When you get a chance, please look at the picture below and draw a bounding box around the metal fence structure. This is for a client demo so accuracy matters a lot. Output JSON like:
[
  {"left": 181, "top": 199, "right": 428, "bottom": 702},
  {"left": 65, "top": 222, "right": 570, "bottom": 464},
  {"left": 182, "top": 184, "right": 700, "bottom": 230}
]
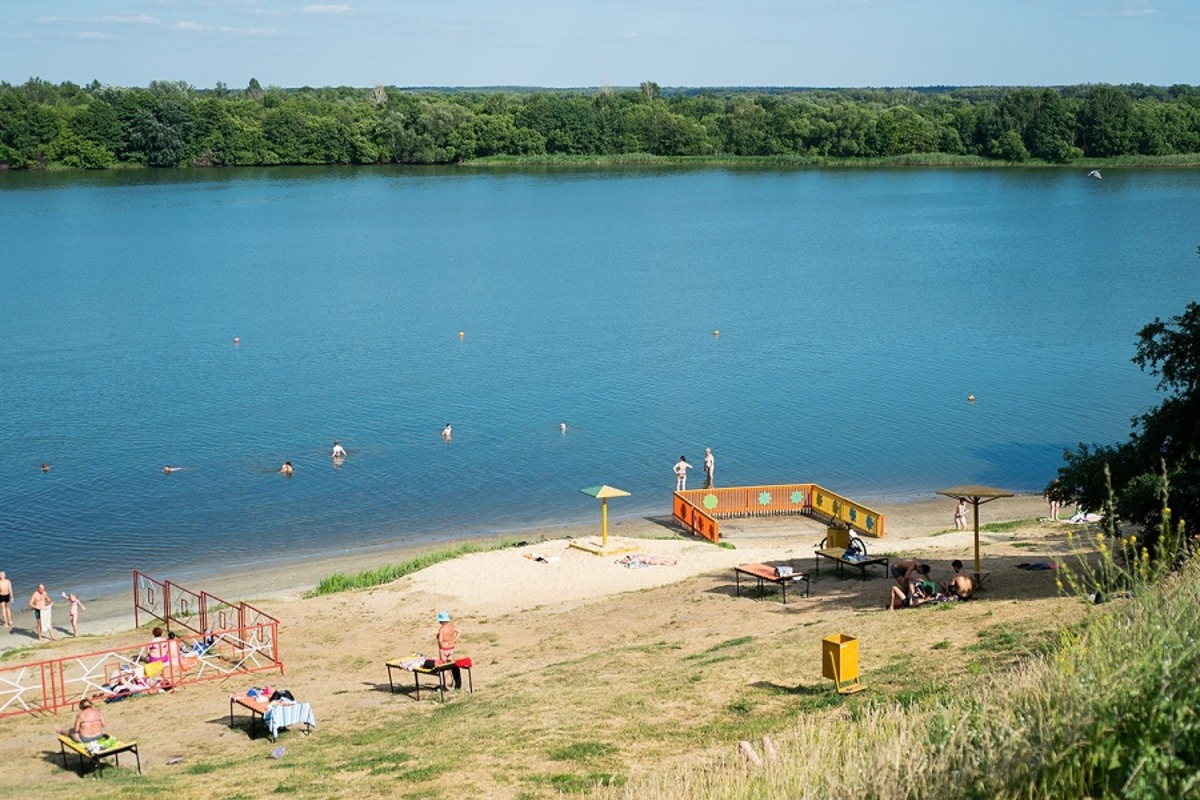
[{"left": 0, "top": 573, "right": 283, "bottom": 720}]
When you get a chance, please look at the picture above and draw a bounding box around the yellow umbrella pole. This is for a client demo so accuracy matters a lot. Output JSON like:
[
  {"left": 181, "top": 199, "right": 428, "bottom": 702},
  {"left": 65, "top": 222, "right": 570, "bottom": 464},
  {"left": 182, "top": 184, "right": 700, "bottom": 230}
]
[
  {"left": 601, "top": 498, "right": 609, "bottom": 548},
  {"left": 973, "top": 498, "right": 982, "bottom": 583}
]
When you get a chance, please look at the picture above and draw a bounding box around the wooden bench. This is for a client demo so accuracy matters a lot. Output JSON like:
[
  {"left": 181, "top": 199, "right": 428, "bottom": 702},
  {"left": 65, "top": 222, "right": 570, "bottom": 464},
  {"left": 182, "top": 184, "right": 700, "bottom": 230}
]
[
  {"left": 385, "top": 657, "right": 474, "bottom": 702},
  {"left": 733, "top": 563, "right": 810, "bottom": 604},
  {"left": 813, "top": 548, "right": 890, "bottom": 581},
  {"left": 57, "top": 734, "right": 140, "bottom": 777}
]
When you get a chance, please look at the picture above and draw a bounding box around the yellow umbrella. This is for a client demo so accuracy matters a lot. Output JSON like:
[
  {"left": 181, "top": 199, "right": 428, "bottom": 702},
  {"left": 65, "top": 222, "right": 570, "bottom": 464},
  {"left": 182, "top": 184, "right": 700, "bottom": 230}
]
[
  {"left": 579, "top": 485, "right": 631, "bottom": 549},
  {"left": 936, "top": 485, "right": 1015, "bottom": 584}
]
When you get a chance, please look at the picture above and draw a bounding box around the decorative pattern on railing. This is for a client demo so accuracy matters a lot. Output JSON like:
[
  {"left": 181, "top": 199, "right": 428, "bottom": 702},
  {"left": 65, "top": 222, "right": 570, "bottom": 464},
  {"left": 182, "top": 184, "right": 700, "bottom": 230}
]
[{"left": 672, "top": 483, "right": 886, "bottom": 544}]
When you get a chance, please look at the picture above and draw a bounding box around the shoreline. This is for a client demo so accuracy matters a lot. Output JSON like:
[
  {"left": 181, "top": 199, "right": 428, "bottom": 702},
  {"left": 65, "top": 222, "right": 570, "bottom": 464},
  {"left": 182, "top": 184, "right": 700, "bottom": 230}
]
[{"left": 1, "top": 491, "right": 1049, "bottom": 652}]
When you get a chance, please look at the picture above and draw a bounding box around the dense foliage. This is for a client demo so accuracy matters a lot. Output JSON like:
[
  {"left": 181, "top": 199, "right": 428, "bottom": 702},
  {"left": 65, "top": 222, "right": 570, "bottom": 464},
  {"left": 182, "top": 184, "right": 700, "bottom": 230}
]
[
  {"left": 1052, "top": 295, "right": 1200, "bottom": 544},
  {"left": 2, "top": 79, "right": 1200, "bottom": 169}
]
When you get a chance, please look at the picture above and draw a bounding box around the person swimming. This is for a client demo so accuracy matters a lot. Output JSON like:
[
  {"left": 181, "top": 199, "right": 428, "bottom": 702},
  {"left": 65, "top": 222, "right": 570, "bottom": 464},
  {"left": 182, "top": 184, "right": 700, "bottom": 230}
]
[
  {"left": 280, "top": 461, "right": 294, "bottom": 476},
  {"left": 331, "top": 440, "right": 347, "bottom": 459},
  {"left": 442, "top": 424, "right": 452, "bottom": 442}
]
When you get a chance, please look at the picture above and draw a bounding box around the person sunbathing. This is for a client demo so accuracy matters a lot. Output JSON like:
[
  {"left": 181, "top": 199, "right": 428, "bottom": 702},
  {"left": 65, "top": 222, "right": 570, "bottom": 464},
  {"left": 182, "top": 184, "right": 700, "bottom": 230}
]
[{"left": 64, "top": 699, "right": 106, "bottom": 743}]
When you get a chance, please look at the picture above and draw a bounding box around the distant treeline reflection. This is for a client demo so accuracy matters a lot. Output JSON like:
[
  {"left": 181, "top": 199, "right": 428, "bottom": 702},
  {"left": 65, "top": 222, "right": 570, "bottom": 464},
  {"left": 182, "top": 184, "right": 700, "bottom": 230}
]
[{"left": 2, "top": 79, "right": 1199, "bottom": 170}]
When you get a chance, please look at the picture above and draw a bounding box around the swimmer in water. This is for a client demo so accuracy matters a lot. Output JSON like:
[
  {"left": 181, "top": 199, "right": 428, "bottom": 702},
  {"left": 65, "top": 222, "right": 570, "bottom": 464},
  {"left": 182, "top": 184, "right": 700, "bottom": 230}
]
[
  {"left": 442, "top": 424, "right": 452, "bottom": 442},
  {"left": 163, "top": 465, "right": 179, "bottom": 474},
  {"left": 280, "top": 461, "right": 294, "bottom": 476},
  {"left": 41, "top": 463, "right": 50, "bottom": 473},
  {"left": 331, "top": 440, "right": 347, "bottom": 459},
  {"left": 560, "top": 422, "right": 567, "bottom": 434}
]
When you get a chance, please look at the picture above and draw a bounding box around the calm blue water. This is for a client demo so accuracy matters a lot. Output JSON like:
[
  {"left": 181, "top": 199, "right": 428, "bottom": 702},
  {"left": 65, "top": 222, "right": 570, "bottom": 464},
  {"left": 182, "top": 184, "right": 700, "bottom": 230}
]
[{"left": 1, "top": 166, "right": 1196, "bottom": 597}]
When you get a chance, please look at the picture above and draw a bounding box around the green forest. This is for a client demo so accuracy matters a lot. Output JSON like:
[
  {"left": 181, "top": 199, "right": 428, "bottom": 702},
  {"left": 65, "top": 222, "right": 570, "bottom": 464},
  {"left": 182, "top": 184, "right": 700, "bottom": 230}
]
[{"left": 2, "top": 78, "right": 1200, "bottom": 170}]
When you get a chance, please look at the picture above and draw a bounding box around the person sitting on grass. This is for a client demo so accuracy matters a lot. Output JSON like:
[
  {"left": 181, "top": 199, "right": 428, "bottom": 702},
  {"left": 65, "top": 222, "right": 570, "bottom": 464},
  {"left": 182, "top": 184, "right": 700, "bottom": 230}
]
[
  {"left": 890, "top": 557, "right": 931, "bottom": 602},
  {"left": 63, "top": 698, "right": 106, "bottom": 743},
  {"left": 941, "top": 559, "right": 974, "bottom": 600}
]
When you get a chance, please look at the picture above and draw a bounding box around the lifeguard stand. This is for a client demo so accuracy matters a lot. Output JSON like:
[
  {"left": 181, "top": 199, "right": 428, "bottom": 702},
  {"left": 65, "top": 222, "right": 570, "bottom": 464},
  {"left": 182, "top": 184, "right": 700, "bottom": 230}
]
[{"left": 822, "top": 633, "right": 865, "bottom": 694}]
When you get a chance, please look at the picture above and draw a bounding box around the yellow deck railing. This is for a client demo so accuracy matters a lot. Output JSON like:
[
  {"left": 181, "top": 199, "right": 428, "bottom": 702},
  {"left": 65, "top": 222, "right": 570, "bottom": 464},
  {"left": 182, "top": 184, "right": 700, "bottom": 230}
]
[{"left": 673, "top": 483, "right": 886, "bottom": 544}]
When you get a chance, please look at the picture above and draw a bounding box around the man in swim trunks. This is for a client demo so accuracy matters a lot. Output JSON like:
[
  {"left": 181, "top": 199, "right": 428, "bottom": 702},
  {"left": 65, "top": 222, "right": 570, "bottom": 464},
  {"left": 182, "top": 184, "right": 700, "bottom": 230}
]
[
  {"left": 703, "top": 448, "right": 715, "bottom": 489},
  {"left": 942, "top": 559, "right": 974, "bottom": 600},
  {"left": 0, "top": 571, "right": 12, "bottom": 628},
  {"left": 66, "top": 698, "right": 106, "bottom": 743},
  {"left": 29, "top": 583, "right": 55, "bottom": 641}
]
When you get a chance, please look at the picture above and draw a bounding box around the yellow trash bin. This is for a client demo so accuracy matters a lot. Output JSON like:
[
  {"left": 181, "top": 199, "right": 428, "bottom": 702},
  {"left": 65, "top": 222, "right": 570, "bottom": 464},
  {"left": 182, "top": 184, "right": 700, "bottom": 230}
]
[
  {"left": 822, "top": 633, "right": 864, "bottom": 693},
  {"left": 826, "top": 526, "right": 850, "bottom": 551}
]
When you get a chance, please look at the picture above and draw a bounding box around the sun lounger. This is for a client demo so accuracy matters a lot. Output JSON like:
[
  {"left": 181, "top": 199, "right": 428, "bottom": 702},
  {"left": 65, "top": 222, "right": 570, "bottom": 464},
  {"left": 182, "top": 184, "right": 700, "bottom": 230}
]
[{"left": 57, "top": 734, "right": 140, "bottom": 777}]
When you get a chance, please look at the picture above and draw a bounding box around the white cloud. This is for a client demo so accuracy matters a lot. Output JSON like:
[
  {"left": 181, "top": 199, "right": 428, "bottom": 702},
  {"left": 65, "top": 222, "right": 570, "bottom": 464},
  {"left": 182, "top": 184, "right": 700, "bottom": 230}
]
[
  {"left": 218, "top": 26, "right": 286, "bottom": 36},
  {"left": 174, "top": 21, "right": 211, "bottom": 31},
  {"left": 101, "top": 15, "right": 160, "bottom": 24},
  {"left": 38, "top": 15, "right": 160, "bottom": 26},
  {"left": 302, "top": 4, "right": 352, "bottom": 15},
  {"left": 78, "top": 31, "right": 118, "bottom": 40}
]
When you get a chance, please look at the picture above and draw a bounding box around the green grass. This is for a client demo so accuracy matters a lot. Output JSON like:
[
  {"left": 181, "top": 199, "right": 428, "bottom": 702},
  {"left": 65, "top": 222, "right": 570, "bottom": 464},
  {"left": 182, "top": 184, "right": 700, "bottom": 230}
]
[{"left": 309, "top": 539, "right": 523, "bottom": 595}]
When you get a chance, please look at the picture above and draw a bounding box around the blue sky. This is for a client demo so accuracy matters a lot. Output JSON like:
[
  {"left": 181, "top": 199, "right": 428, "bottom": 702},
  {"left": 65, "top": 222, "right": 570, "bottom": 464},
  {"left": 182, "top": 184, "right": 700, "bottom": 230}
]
[{"left": 1, "top": 0, "right": 1196, "bottom": 89}]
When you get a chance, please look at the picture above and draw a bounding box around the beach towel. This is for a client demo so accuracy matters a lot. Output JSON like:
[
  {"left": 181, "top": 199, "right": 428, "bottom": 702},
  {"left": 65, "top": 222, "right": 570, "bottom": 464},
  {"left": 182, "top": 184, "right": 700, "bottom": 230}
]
[{"left": 264, "top": 702, "right": 317, "bottom": 740}]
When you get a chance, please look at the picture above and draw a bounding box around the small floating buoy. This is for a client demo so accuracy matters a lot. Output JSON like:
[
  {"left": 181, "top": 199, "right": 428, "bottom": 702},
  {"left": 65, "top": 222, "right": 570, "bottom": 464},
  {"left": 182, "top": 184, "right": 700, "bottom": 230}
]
[
  {"left": 712, "top": 329, "right": 720, "bottom": 337},
  {"left": 233, "top": 337, "right": 240, "bottom": 345},
  {"left": 967, "top": 394, "right": 976, "bottom": 404}
]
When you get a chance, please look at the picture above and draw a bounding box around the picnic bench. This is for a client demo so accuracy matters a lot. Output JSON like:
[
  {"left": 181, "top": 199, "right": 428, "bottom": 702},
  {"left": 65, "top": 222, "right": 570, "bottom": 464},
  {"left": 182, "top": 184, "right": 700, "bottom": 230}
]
[
  {"left": 385, "top": 657, "right": 474, "bottom": 702},
  {"left": 813, "top": 548, "right": 889, "bottom": 580},
  {"left": 733, "top": 563, "right": 810, "bottom": 604},
  {"left": 57, "top": 734, "right": 141, "bottom": 777}
]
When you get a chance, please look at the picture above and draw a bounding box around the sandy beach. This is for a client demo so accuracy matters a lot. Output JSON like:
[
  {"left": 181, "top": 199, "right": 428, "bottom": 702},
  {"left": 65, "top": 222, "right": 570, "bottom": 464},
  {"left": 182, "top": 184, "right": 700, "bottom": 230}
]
[{"left": 0, "top": 492, "right": 1073, "bottom": 797}]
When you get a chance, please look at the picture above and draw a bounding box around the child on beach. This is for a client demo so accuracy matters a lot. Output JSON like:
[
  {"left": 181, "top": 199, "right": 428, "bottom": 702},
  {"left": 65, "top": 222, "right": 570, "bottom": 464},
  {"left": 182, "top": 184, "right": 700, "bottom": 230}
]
[{"left": 62, "top": 592, "right": 85, "bottom": 637}]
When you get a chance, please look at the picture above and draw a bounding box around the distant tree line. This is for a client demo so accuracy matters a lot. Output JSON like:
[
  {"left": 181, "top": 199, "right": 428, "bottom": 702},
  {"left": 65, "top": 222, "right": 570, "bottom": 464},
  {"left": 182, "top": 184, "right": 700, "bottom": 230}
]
[{"left": 2, "top": 78, "right": 1199, "bottom": 170}]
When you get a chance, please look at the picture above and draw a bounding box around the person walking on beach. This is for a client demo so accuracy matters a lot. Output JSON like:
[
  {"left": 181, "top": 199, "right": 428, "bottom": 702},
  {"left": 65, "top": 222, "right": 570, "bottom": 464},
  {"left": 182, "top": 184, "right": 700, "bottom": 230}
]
[
  {"left": 63, "top": 592, "right": 85, "bottom": 637},
  {"left": 673, "top": 456, "right": 692, "bottom": 491},
  {"left": 954, "top": 497, "right": 968, "bottom": 530},
  {"left": 29, "top": 584, "right": 55, "bottom": 641},
  {"left": 435, "top": 611, "right": 463, "bottom": 690},
  {"left": 703, "top": 447, "right": 715, "bottom": 489},
  {"left": 0, "top": 571, "right": 12, "bottom": 629}
]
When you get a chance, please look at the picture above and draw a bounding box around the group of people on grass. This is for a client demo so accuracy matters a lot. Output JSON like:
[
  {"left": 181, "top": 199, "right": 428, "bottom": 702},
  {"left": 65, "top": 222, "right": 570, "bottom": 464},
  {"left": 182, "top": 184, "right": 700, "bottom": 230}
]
[{"left": 887, "top": 558, "right": 974, "bottom": 610}]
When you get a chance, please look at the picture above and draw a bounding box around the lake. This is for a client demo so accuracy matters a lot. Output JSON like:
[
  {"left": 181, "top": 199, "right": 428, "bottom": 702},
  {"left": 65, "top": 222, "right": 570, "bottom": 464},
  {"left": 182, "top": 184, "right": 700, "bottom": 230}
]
[{"left": 0, "top": 165, "right": 1195, "bottom": 597}]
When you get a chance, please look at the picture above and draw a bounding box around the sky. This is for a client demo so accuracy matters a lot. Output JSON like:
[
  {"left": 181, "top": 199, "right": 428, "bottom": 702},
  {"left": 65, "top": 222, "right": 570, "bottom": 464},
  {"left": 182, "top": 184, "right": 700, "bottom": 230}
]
[{"left": 0, "top": 0, "right": 1196, "bottom": 90}]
